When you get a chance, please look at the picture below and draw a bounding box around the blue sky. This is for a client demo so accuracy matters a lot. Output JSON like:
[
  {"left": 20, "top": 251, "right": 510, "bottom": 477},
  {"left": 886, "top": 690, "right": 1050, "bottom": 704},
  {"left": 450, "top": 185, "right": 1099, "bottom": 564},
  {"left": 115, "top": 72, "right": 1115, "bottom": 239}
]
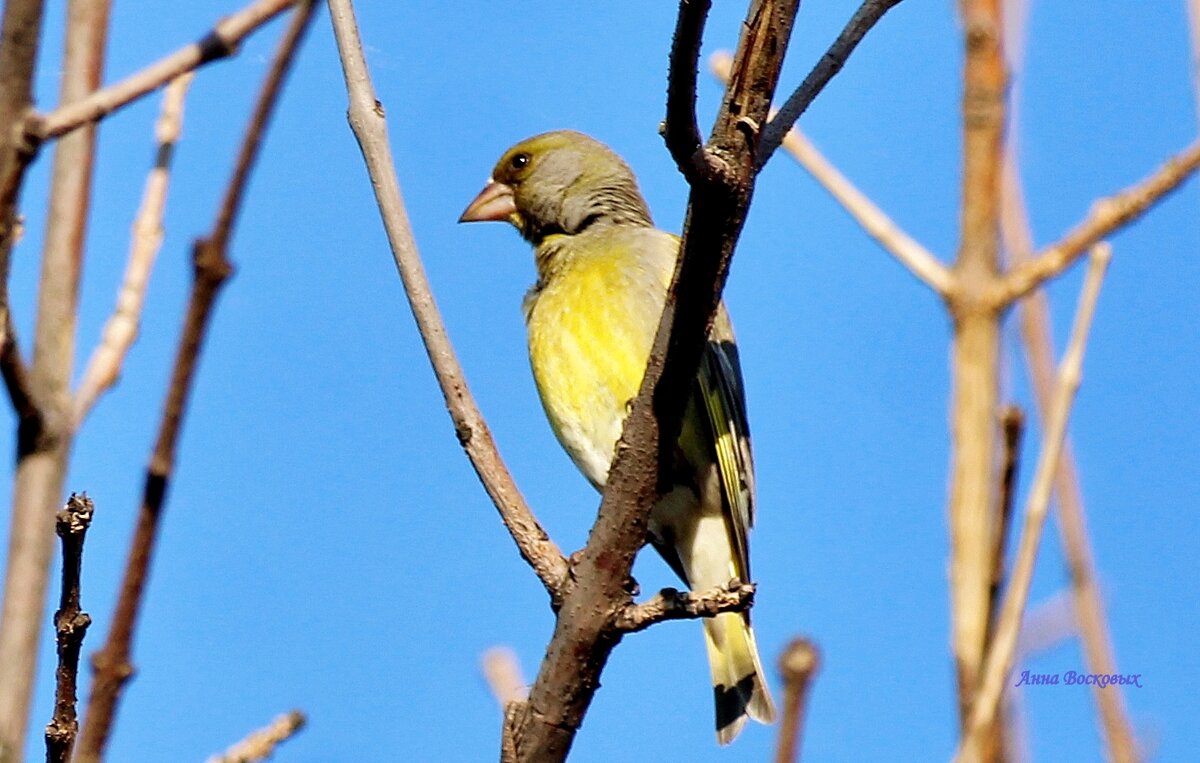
[{"left": 2, "top": 1, "right": 1197, "bottom": 761}]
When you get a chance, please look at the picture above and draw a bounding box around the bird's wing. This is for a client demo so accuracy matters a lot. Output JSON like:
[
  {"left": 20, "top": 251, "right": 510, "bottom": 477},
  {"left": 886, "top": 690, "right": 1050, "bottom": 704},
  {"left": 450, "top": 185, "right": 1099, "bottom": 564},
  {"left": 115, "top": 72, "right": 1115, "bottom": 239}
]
[{"left": 696, "top": 303, "right": 755, "bottom": 581}]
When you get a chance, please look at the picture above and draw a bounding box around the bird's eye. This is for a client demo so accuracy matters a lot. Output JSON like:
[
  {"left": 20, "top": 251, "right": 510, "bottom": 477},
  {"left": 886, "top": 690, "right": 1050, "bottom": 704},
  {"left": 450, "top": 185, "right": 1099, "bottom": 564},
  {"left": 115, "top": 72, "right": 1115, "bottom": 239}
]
[{"left": 510, "top": 153, "right": 530, "bottom": 170}]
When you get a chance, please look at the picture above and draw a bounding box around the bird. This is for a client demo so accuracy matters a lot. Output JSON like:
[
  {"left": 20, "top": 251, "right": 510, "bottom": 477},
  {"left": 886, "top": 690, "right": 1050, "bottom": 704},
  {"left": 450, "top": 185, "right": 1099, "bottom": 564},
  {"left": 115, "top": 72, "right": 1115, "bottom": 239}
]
[{"left": 459, "top": 130, "right": 775, "bottom": 744}]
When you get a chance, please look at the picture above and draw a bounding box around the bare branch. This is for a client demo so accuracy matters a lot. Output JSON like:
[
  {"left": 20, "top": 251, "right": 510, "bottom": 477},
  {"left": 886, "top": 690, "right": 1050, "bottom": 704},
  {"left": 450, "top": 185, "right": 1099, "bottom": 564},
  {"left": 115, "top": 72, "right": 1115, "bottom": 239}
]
[
  {"left": 0, "top": 0, "right": 110, "bottom": 753},
  {"left": 1000, "top": 149, "right": 1140, "bottom": 763},
  {"left": 990, "top": 138, "right": 1200, "bottom": 307},
  {"left": 758, "top": 0, "right": 906, "bottom": 166},
  {"left": 507, "top": 3, "right": 800, "bottom": 759},
  {"left": 482, "top": 647, "right": 529, "bottom": 708},
  {"left": 205, "top": 711, "right": 306, "bottom": 763},
  {"left": 773, "top": 637, "right": 820, "bottom": 763},
  {"left": 957, "top": 244, "right": 1112, "bottom": 762},
  {"left": 947, "top": 2, "right": 1007, "bottom": 751},
  {"left": 712, "top": 51, "right": 954, "bottom": 295},
  {"left": 33, "top": 0, "right": 298, "bottom": 142},
  {"left": 43, "top": 494, "right": 94, "bottom": 763},
  {"left": 612, "top": 582, "right": 755, "bottom": 633},
  {"left": 664, "top": 0, "right": 726, "bottom": 182},
  {"left": 75, "top": 6, "right": 316, "bottom": 760},
  {"left": 985, "top": 405, "right": 1023, "bottom": 643},
  {"left": 74, "top": 73, "right": 195, "bottom": 428},
  {"left": 326, "top": 0, "right": 568, "bottom": 598}
]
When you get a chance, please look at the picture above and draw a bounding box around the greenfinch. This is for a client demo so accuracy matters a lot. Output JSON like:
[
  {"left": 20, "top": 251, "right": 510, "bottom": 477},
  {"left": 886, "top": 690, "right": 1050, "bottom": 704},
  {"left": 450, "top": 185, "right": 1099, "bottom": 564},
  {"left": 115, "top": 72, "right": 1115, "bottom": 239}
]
[{"left": 460, "top": 130, "right": 775, "bottom": 744}]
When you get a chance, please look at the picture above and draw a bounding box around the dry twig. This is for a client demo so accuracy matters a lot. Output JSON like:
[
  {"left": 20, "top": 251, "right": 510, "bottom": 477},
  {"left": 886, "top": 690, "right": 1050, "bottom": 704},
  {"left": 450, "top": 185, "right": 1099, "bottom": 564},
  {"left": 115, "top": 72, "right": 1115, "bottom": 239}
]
[
  {"left": 758, "top": 0, "right": 906, "bottom": 165},
  {"left": 0, "top": 1, "right": 110, "bottom": 755},
  {"left": 34, "top": 0, "right": 298, "bottom": 142},
  {"left": 205, "top": 711, "right": 306, "bottom": 763},
  {"left": 482, "top": 647, "right": 529, "bottom": 708},
  {"left": 43, "top": 494, "right": 94, "bottom": 763},
  {"left": 773, "top": 638, "right": 819, "bottom": 763},
  {"left": 957, "top": 244, "right": 1112, "bottom": 762},
  {"left": 711, "top": 52, "right": 952, "bottom": 295},
  {"left": 613, "top": 582, "right": 755, "bottom": 633},
  {"left": 74, "top": 5, "right": 317, "bottom": 760},
  {"left": 1000, "top": 150, "right": 1140, "bottom": 763},
  {"left": 990, "top": 138, "right": 1200, "bottom": 307},
  {"left": 325, "top": 0, "right": 568, "bottom": 598},
  {"left": 74, "top": 73, "right": 195, "bottom": 427}
]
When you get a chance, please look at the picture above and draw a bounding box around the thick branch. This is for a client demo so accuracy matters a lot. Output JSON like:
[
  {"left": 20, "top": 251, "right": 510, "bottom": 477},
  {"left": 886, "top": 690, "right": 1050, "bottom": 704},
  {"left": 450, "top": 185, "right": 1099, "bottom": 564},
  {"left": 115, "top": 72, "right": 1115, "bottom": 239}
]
[
  {"left": 326, "top": 0, "right": 568, "bottom": 598},
  {"left": 74, "top": 73, "right": 194, "bottom": 428},
  {"left": 956, "top": 245, "right": 1111, "bottom": 762},
  {"left": 33, "top": 0, "right": 297, "bottom": 142},
  {"left": 947, "top": 4, "right": 1006, "bottom": 755},
  {"left": 758, "top": 0, "right": 906, "bottom": 166},
  {"left": 0, "top": 0, "right": 108, "bottom": 756},
  {"left": 74, "top": 6, "right": 315, "bottom": 761},
  {"left": 713, "top": 51, "right": 954, "bottom": 295},
  {"left": 43, "top": 494, "right": 94, "bottom": 763},
  {"left": 204, "top": 711, "right": 306, "bottom": 763},
  {"left": 990, "top": 137, "right": 1200, "bottom": 307},
  {"left": 613, "top": 582, "right": 755, "bottom": 633}
]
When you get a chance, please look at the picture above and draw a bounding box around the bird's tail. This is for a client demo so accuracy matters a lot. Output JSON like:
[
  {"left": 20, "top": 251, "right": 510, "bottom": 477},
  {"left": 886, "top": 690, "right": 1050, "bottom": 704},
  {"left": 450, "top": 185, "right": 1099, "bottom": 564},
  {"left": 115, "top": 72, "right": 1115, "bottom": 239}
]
[{"left": 703, "top": 610, "right": 777, "bottom": 745}]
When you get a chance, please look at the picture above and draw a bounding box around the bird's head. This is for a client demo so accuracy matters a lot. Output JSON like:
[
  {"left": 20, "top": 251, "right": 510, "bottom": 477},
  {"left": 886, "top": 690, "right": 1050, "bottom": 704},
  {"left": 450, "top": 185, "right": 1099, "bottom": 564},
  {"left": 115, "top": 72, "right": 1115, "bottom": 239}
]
[{"left": 459, "top": 130, "right": 652, "bottom": 244}]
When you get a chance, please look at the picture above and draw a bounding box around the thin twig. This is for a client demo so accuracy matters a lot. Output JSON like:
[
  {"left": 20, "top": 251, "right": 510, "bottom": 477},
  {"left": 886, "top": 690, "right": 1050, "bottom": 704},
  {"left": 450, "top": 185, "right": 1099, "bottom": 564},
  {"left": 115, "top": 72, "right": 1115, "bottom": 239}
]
[
  {"left": 75, "top": 6, "right": 316, "bottom": 760},
  {"left": 773, "top": 637, "right": 820, "bottom": 763},
  {"left": 612, "top": 582, "right": 755, "bottom": 633},
  {"left": 74, "top": 73, "right": 195, "bottom": 428},
  {"left": 758, "top": 0, "right": 907, "bottom": 166},
  {"left": 664, "top": 0, "right": 724, "bottom": 182},
  {"left": 989, "top": 138, "right": 1200, "bottom": 307},
  {"left": 205, "top": 711, "right": 306, "bottom": 763},
  {"left": 326, "top": 0, "right": 568, "bottom": 597},
  {"left": 0, "top": 0, "right": 110, "bottom": 755},
  {"left": 712, "top": 51, "right": 954, "bottom": 295},
  {"left": 482, "top": 647, "right": 528, "bottom": 708},
  {"left": 33, "top": 0, "right": 297, "bottom": 142},
  {"left": 1000, "top": 149, "right": 1140, "bottom": 763},
  {"left": 43, "top": 494, "right": 94, "bottom": 763},
  {"left": 957, "top": 244, "right": 1112, "bottom": 762},
  {"left": 985, "top": 405, "right": 1024, "bottom": 644}
]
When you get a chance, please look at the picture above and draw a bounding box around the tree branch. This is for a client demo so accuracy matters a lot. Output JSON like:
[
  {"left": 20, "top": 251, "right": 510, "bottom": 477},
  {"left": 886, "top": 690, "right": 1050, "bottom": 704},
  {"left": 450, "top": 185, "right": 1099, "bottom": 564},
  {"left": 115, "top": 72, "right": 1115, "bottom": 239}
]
[
  {"left": 612, "top": 582, "right": 755, "bottom": 633},
  {"left": 0, "top": 0, "right": 109, "bottom": 755},
  {"left": 482, "top": 647, "right": 529, "bottom": 708},
  {"left": 956, "top": 244, "right": 1112, "bottom": 762},
  {"left": 1000, "top": 148, "right": 1140, "bottom": 763},
  {"left": 758, "top": 0, "right": 907, "bottom": 166},
  {"left": 664, "top": 0, "right": 732, "bottom": 183},
  {"left": 989, "top": 137, "right": 1200, "bottom": 308},
  {"left": 326, "top": 0, "right": 568, "bottom": 599},
  {"left": 507, "top": 3, "right": 800, "bottom": 760},
  {"left": 712, "top": 51, "right": 954, "bottom": 295},
  {"left": 32, "top": 0, "right": 298, "bottom": 143},
  {"left": 773, "top": 637, "right": 819, "bottom": 763},
  {"left": 944, "top": 6, "right": 1009, "bottom": 759},
  {"left": 204, "top": 711, "right": 306, "bottom": 763},
  {"left": 74, "top": 6, "right": 315, "bottom": 760},
  {"left": 43, "top": 494, "right": 94, "bottom": 763},
  {"left": 74, "top": 73, "right": 195, "bottom": 428}
]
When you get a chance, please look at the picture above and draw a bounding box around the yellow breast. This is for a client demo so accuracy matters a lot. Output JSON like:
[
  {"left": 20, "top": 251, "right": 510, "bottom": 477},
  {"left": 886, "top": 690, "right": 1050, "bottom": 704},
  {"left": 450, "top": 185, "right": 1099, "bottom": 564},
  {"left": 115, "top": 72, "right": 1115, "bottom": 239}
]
[{"left": 524, "top": 227, "right": 676, "bottom": 487}]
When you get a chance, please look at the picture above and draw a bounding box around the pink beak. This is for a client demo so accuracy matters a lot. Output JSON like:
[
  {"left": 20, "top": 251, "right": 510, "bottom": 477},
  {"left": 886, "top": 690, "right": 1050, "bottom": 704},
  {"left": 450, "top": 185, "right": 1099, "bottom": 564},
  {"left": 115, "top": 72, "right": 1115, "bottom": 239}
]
[{"left": 459, "top": 179, "right": 517, "bottom": 223}]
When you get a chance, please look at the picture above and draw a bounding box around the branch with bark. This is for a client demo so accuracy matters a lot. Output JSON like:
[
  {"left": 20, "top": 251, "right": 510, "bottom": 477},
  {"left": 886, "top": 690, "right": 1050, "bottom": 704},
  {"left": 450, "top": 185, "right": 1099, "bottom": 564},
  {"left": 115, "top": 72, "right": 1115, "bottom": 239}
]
[
  {"left": 326, "top": 0, "right": 910, "bottom": 759},
  {"left": 204, "top": 711, "right": 306, "bottom": 763},
  {"left": 43, "top": 494, "right": 94, "bottom": 763},
  {"left": 75, "top": 5, "right": 317, "bottom": 760}
]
